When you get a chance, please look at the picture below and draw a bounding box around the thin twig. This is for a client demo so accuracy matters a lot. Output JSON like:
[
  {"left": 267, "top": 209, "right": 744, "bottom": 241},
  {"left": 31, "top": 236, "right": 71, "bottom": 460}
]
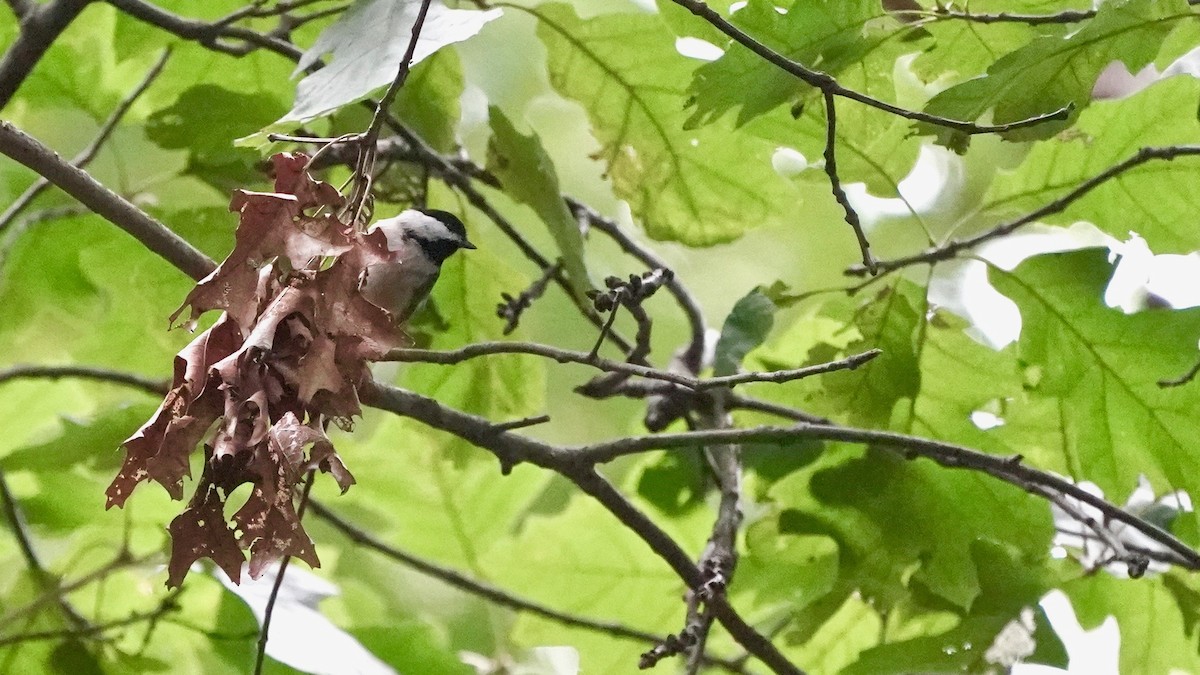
[
  {"left": 106, "top": 0, "right": 303, "bottom": 59},
  {"left": 571, "top": 199, "right": 707, "bottom": 372},
  {"left": 851, "top": 145, "right": 1200, "bottom": 276},
  {"left": 0, "top": 0, "right": 91, "bottom": 110},
  {"left": 0, "top": 593, "right": 180, "bottom": 648},
  {"left": 0, "top": 121, "right": 217, "bottom": 281},
  {"left": 253, "top": 471, "right": 316, "bottom": 675},
  {"left": 0, "top": 470, "right": 45, "bottom": 584},
  {"left": 928, "top": 1, "right": 1200, "bottom": 25},
  {"left": 822, "top": 90, "right": 875, "bottom": 274},
  {"left": 0, "top": 552, "right": 147, "bottom": 628},
  {"left": 307, "top": 501, "right": 749, "bottom": 674},
  {"left": 345, "top": 0, "right": 434, "bottom": 224},
  {"left": 497, "top": 260, "right": 561, "bottom": 334},
  {"left": 571, "top": 423, "right": 1200, "bottom": 569},
  {"left": 0, "top": 364, "right": 169, "bottom": 396},
  {"left": 385, "top": 342, "right": 880, "bottom": 391},
  {"left": 0, "top": 48, "right": 172, "bottom": 234},
  {"left": 492, "top": 414, "right": 551, "bottom": 431},
  {"left": 0, "top": 468, "right": 94, "bottom": 631},
  {"left": 1159, "top": 357, "right": 1200, "bottom": 388}
]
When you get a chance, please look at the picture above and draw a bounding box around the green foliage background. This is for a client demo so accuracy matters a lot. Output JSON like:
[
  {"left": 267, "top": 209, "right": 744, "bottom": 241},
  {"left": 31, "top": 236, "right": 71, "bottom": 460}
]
[{"left": 4, "top": 0, "right": 1200, "bottom": 673}]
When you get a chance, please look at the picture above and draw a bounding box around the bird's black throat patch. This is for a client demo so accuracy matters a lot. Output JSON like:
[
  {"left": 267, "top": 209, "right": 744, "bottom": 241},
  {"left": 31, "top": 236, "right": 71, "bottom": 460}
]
[{"left": 414, "top": 236, "right": 465, "bottom": 265}]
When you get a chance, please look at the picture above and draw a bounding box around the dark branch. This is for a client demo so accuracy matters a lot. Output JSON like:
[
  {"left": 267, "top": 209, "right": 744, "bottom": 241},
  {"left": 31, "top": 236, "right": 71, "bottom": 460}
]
[
  {"left": 385, "top": 341, "right": 879, "bottom": 391},
  {"left": 3, "top": 0, "right": 31, "bottom": 20},
  {"left": 574, "top": 423, "right": 1200, "bottom": 569},
  {"left": 851, "top": 145, "right": 1200, "bottom": 276},
  {"left": 0, "top": 121, "right": 217, "bottom": 281},
  {"left": 0, "top": 0, "right": 90, "bottom": 110},
  {"left": 667, "top": 0, "right": 1071, "bottom": 136},
  {"left": 307, "top": 500, "right": 749, "bottom": 674},
  {"left": 0, "top": 364, "right": 168, "bottom": 396},
  {"left": 254, "top": 471, "right": 316, "bottom": 675},
  {"left": 570, "top": 199, "right": 707, "bottom": 372},
  {"left": 105, "top": 0, "right": 303, "bottom": 58},
  {"left": 0, "top": 48, "right": 172, "bottom": 235},
  {"left": 358, "top": 382, "right": 802, "bottom": 673},
  {"left": 822, "top": 90, "right": 875, "bottom": 274}
]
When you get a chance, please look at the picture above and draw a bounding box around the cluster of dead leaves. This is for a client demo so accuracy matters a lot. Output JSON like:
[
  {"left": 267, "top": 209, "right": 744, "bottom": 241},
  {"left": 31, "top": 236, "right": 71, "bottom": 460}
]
[{"left": 106, "top": 154, "right": 412, "bottom": 587}]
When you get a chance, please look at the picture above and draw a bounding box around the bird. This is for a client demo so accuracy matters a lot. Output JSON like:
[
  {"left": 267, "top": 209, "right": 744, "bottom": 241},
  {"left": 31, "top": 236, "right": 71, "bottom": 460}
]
[{"left": 358, "top": 208, "right": 476, "bottom": 323}]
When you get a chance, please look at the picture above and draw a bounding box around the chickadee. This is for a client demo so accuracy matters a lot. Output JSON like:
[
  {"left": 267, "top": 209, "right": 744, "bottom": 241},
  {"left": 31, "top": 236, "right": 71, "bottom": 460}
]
[{"left": 359, "top": 208, "right": 476, "bottom": 323}]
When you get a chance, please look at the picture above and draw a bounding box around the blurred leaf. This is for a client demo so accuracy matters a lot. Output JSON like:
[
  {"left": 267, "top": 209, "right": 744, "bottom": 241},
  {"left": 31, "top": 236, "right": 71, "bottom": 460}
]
[
  {"left": 713, "top": 287, "right": 776, "bottom": 377},
  {"left": 49, "top": 640, "right": 103, "bottom": 675},
  {"left": 775, "top": 445, "right": 1052, "bottom": 612},
  {"left": 533, "top": 3, "right": 804, "bottom": 245},
  {"left": 396, "top": 49, "right": 465, "bottom": 153},
  {"left": 487, "top": 107, "right": 592, "bottom": 299},
  {"left": 480, "top": 494, "right": 683, "bottom": 673},
  {"left": 281, "top": 0, "right": 501, "bottom": 122},
  {"left": 635, "top": 450, "right": 705, "bottom": 514},
  {"left": 146, "top": 85, "right": 286, "bottom": 192}
]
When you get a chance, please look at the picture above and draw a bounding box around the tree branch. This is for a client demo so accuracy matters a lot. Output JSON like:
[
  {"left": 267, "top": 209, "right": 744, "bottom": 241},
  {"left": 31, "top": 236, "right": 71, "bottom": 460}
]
[
  {"left": 3, "top": 0, "right": 31, "bottom": 20},
  {"left": 105, "top": 0, "right": 302, "bottom": 58},
  {"left": 574, "top": 423, "right": 1200, "bottom": 569},
  {"left": 667, "top": 0, "right": 1071, "bottom": 136},
  {"left": 0, "top": 121, "right": 217, "bottom": 281},
  {"left": 850, "top": 145, "right": 1200, "bottom": 276},
  {"left": 0, "top": 0, "right": 91, "bottom": 110},
  {"left": 385, "top": 342, "right": 879, "bottom": 391},
  {"left": 358, "top": 381, "right": 802, "bottom": 674},
  {"left": 0, "top": 48, "right": 172, "bottom": 236},
  {"left": 0, "top": 364, "right": 168, "bottom": 396},
  {"left": 0, "top": 592, "right": 180, "bottom": 648},
  {"left": 307, "top": 500, "right": 749, "bottom": 674},
  {"left": 822, "top": 90, "right": 874, "bottom": 274},
  {"left": 927, "top": 1, "right": 1200, "bottom": 25},
  {"left": 0, "top": 469, "right": 91, "bottom": 630},
  {"left": 569, "top": 199, "right": 707, "bottom": 372}
]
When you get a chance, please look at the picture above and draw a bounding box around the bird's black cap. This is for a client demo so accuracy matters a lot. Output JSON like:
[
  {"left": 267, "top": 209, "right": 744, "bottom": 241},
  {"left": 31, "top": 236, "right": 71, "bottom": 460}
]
[{"left": 420, "top": 209, "right": 476, "bottom": 249}]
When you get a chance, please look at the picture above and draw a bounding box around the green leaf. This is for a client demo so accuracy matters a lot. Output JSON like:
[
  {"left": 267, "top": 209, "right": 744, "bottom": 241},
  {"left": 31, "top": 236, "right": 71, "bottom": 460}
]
[
  {"left": 922, "top": 0, "right": 1186, "bottom": 148},
  {"left": 713, "top": 288, "right": 776, "bottom": 377},
  {"left": 533, "top": 4, "right": 804, "bottom": 246},
  {"left": 775, "top": 445, "right": 1053, "bottom": 612},
  {"left": 395, "top": 48, "right": 466, "bottom": 153},
  {"left": 2, "top": 405, "right": 157, "bottom": 472},
  {"left": 1066, "top": 572, "right": 1200, "bottom": 674},
  {"left": 280, "top": 0, "right": 501, "bottom": 123},
  {"left": 984, "top": 76, "right": 1200, "bottom": 252},
  {"left": 486, "top": 106, "right": 592, "bottom": 299},
  {"left": 808, "top": 281, "right": 926, "bottom": 428},
  {"left": 146, "top": 85, "right": 287, "bottom": 192},
  {"left": 686, "top": 0, "right": 905, "bottom": 128},
  {"left": 990, "top": 250, "right": 1200, "bottom": 512},
  {"left": 480, "top": 494, "right": 684, "bottom": 672},
  {"left": 844, "top": 540, "right": 1063, "bottom": 674}
]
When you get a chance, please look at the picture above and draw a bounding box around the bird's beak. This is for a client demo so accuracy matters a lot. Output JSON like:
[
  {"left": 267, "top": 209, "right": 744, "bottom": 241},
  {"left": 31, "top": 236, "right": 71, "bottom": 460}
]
[{"left": 462, "top": 239, "right": 477, "bottom": 250}]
